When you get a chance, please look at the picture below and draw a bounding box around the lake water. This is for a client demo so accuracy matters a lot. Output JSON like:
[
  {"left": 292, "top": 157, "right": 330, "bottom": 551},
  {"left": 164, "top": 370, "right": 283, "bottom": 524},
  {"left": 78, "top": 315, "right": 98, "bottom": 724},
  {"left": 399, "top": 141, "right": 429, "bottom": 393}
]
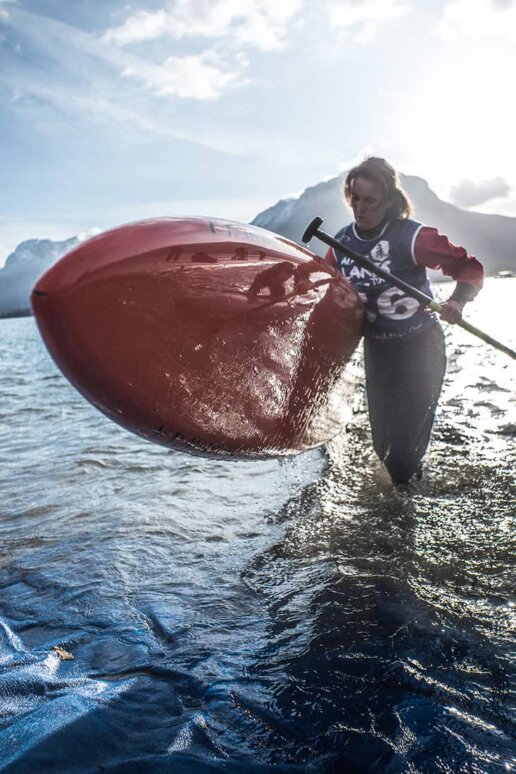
[{"left": 0, "top": 278, "right": 514, "bottom": 772}]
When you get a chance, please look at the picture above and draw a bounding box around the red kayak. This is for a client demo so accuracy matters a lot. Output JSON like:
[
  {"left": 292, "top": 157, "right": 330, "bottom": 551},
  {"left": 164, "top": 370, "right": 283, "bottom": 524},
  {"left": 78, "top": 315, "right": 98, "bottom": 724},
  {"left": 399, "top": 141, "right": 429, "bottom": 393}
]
[{"left": 31, "top": 217, "right": 363, "bottom": 457}]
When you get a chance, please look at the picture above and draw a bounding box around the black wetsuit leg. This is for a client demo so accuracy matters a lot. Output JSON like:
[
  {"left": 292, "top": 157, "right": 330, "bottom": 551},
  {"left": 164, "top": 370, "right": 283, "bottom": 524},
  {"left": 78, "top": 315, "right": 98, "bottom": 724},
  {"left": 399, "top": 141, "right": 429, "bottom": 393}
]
[{"left": 364, "top": 322, "right": 446, "bottom": 484}]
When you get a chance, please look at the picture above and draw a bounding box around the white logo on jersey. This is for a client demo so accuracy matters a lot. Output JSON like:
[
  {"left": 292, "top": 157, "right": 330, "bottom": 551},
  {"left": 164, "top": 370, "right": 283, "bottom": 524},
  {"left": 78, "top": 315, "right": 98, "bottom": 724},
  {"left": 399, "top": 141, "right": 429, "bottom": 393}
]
[{"left": 369, "top": 241, "right": 390, "bottom": 269}]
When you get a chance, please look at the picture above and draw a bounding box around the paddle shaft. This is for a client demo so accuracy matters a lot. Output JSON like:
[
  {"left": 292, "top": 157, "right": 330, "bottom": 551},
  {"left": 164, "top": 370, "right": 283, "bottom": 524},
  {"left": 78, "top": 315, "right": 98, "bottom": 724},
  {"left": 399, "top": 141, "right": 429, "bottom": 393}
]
[{"left": 302, "top": 217, "right": 516, "bottom": 361}]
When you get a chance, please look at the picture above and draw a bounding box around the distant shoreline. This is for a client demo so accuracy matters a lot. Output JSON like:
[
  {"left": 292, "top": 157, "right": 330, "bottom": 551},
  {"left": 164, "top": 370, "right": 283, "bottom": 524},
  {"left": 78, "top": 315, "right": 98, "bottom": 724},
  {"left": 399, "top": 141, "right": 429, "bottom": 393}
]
[{"left": 0, "top": 309, "right": 32, "bottom": 320}]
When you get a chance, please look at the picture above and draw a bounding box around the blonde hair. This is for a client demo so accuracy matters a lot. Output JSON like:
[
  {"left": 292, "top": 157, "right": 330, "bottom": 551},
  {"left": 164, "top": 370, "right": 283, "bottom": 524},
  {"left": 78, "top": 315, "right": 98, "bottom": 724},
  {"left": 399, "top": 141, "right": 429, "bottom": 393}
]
[{"left": 344, "top": 157, "right": 413, "bottom": 219}]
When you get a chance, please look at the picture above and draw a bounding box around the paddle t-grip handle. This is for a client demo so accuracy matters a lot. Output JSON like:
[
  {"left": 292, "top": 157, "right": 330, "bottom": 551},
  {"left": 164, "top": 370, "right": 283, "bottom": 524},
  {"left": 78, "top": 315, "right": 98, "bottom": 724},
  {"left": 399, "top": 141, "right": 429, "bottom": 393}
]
[{"left": 302, "top": 217, "right": 324, "bottom": 245}]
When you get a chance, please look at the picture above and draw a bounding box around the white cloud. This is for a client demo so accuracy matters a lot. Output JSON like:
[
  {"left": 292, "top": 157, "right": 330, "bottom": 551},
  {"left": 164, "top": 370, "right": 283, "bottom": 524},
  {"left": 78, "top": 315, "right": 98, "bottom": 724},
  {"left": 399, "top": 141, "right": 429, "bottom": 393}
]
[
  {"left": 101, "top": 0, "right": 303, "bottom": 100},
  {"left": 1, "top": 49, "right": 322, "bottom": 168},
  {"left": 439, "top": 0, "right": 516, "bottom": 42},
  {"left": 2, "top": 4, "right": 248, "bottom": 104},
  {"left": 103, "top": 9, "right": 169, "bottom": 46},
  {"left": 324, "top": 0, "right": 411, "bottom": 43},
  {"left": 0, "top": 0, "right": 15, "bottom": 22},
  {"left": 122, "top": 50, "right": 248, "bottom": 100},
  {"left": 104, "top": 0, "right": 303, "bottom": 51},
  {"left": 449, "top": 177, "right": 512, "bottom": 208}
]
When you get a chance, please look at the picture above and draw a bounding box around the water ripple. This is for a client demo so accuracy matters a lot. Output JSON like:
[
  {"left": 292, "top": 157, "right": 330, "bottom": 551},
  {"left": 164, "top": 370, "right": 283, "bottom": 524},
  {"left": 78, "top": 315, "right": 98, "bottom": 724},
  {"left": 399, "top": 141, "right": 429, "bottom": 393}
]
[{"left": 0, "top": 280, "right": 514, "bottom": 772}]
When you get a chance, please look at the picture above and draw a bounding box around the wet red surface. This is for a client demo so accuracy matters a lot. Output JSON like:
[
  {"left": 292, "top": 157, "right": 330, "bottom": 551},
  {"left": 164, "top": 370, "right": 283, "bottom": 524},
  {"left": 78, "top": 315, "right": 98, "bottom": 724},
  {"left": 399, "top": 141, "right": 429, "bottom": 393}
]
[{"left": 31, "top": 218, "right": 363, "bottom": 457}]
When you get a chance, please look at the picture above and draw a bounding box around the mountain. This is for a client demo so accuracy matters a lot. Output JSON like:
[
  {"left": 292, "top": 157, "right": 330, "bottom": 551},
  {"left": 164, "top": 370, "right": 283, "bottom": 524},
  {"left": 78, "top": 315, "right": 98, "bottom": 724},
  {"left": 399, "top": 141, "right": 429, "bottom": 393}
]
[
  {"left": 0, "top": 237, "right": 79, "bottom": 318},
  {"left": 252, "top": 173, "right": 516, "bottom": 275},
  {"left": 1, "top": 174, "right": 515, "bottom": 318}
]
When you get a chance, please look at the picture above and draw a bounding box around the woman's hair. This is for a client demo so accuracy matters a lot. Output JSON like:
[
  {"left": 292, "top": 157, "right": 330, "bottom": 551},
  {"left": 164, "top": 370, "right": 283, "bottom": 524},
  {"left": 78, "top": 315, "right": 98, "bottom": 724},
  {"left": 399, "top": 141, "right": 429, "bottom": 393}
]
[{"left": 343, "top": 157, "right": 413, "bottom": 219}]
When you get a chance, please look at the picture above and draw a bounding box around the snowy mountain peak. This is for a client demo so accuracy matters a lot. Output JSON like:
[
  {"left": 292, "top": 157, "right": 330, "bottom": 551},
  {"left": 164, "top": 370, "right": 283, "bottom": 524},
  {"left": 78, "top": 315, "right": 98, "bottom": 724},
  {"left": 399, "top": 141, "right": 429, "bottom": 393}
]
[{"left": 4, "top": 237, "right": 79, "bottom": 271}]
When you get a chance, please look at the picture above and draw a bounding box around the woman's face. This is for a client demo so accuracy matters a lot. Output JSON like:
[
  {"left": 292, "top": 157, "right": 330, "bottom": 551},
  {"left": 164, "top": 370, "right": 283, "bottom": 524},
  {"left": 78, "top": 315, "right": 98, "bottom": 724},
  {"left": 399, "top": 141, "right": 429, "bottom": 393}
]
[{"left": 349, "top": 176, "right": 391, "bottom": 231}]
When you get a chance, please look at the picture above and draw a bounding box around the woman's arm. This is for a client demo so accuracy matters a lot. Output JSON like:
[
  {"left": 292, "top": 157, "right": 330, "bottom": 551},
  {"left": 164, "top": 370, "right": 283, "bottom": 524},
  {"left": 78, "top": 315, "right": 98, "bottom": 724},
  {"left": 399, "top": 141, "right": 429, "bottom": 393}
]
[{"left": 414, "top": 226, "right": 484, "bottom": 322}]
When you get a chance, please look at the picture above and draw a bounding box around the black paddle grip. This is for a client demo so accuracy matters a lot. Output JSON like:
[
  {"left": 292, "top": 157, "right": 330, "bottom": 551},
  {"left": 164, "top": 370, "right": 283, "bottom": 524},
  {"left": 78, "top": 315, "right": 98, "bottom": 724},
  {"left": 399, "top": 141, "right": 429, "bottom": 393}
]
[{"left": 302, "top": 217, "right": 324, "bottom": 245}]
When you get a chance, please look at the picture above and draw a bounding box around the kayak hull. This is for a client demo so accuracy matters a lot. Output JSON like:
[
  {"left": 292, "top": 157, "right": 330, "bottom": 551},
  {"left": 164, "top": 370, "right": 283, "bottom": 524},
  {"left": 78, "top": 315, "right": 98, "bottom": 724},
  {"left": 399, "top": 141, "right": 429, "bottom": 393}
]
[{"left": 31, "top": 217, "right": 363, "bottom": 457}]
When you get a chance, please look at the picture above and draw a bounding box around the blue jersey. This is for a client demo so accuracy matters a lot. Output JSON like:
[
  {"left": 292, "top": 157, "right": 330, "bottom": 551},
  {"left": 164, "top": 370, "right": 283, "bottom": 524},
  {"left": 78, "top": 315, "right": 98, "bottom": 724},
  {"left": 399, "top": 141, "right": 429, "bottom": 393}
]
[{"left": 331, "top": 219, "right": 435, "bottom": 340}]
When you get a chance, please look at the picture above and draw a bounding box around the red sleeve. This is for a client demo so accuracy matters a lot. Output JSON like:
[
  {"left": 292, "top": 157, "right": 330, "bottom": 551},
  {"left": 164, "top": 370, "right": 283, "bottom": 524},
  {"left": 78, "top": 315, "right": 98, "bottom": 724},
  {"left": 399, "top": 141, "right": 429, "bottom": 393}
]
[
  {"left": 324, "top": 247, "right": 339, "bottom": 271},
  {"left": 414, "top": 226, "right": 484, "bottom": 291}
]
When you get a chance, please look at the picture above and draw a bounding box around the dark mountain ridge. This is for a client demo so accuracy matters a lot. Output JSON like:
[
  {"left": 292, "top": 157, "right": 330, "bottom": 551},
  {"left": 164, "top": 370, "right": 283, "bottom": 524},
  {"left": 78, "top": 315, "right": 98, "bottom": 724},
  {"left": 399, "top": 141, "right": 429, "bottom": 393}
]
[{"left": 252, "top": 173, "right": 516, "bottom": 275}]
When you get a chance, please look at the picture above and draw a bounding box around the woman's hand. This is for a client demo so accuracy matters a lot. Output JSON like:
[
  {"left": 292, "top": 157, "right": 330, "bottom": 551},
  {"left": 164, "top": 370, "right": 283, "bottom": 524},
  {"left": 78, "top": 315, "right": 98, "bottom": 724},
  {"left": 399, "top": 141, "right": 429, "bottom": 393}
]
[
  {"left": 294, "top": 278, "right": 314, "bottom": 294},
  {"left": 439, "top": 299, "right": 463, "bottom": 324}
]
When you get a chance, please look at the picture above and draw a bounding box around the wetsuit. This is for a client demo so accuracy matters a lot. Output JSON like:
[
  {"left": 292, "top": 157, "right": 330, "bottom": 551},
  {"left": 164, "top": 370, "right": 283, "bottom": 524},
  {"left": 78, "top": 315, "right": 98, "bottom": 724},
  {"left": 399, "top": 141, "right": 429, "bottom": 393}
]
[{"left": 326, "top": 219, "right": 484, "bottom": 483}]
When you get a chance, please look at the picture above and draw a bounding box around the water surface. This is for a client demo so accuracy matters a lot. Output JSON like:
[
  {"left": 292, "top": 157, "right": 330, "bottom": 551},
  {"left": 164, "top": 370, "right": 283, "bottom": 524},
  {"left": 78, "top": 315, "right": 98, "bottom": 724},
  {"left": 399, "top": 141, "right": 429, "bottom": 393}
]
[{"left": 0, "top": 279, "right": 514, "bottom": 772}]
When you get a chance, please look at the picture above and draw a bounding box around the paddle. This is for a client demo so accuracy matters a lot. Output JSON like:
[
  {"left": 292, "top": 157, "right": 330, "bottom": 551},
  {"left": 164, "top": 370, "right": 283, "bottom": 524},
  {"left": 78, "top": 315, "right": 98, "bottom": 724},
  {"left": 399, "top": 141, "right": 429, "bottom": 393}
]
[{"left": 302, "top": 217, "right": 516, "bottom": 361}]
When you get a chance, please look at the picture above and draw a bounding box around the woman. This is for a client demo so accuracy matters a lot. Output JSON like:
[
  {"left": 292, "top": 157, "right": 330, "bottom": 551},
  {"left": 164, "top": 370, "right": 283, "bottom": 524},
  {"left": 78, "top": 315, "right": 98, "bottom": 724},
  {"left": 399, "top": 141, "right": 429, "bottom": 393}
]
[{"left": 325, "top": 157, "right": 484, "bottom": 485}]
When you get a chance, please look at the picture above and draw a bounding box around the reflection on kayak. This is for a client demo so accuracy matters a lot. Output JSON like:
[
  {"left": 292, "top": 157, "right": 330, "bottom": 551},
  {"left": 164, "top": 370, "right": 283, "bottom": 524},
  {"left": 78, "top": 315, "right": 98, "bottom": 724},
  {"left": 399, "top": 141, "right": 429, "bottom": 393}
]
[{"left": 31, "top": 217, "right": 364, "bottom": 458}]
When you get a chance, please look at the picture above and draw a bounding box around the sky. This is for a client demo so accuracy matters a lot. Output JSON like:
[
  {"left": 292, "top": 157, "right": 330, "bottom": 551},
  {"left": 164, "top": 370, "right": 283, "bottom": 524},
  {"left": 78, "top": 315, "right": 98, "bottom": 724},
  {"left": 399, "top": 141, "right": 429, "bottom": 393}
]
[{"left": 1, "top": 0, "right": 516, "bottom": 264}]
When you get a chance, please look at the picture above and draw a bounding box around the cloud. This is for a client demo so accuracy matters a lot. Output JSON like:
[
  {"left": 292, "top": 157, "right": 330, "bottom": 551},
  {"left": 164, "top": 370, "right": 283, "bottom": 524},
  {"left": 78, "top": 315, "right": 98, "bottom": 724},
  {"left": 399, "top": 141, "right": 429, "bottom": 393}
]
[
  {"left": 104, "top": 0, "right": 303, "bottom": 51},
  {"left": 101, "top": 0, "right": 303, "bottom": 100},
  {"left": 2, "top": 4, "right": 246, "bottom": 105},
  {"left": 323, "top": 0, "right": 411, "bottom": 43},
  {"left": 0, "top": 0, "right": 14, "bottom": 22},
  {"left": 0, "top": 7, "right": 323, "bottom": 167},
  {"left": 103, "top": 9, "right": 169, "bottom": 45},
  {"left": 449, "top": 177, "right": 512, "bottom": 208},
  {"left": 122, "top": 50, "right": 248, "bottom": 100},
  {"left": 439, "top": 0, "right": 516, "bottom": 42}
]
